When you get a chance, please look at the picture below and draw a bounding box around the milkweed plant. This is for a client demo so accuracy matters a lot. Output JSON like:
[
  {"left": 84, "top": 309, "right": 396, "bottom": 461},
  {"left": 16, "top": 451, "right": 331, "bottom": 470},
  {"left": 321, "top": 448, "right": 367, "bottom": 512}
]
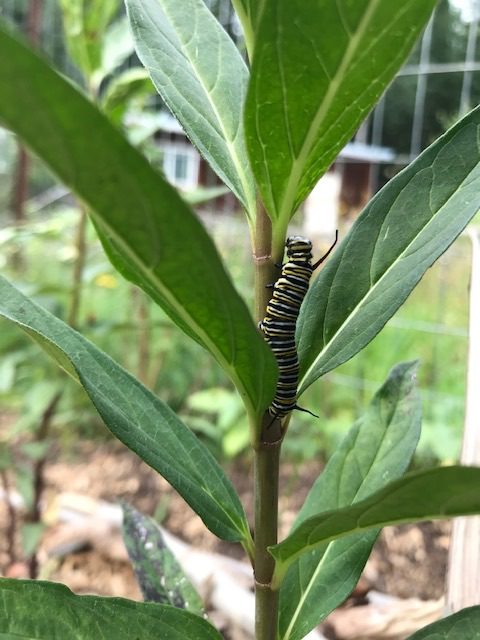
[{"left": 1, "top": 1, "right": 480, "bottom": 638}]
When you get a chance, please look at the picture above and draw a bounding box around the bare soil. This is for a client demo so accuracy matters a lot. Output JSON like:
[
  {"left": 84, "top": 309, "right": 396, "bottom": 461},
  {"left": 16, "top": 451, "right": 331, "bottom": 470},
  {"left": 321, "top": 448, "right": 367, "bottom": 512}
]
[{"left": 0, "top": 441, "right": 450, "bottom": 628}]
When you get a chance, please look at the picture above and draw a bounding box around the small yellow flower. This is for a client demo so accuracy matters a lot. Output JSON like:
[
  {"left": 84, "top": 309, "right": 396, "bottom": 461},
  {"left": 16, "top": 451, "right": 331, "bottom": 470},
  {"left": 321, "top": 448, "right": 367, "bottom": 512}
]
[{"left": 94, "top": 273, "right": 118, "bottom": 289}]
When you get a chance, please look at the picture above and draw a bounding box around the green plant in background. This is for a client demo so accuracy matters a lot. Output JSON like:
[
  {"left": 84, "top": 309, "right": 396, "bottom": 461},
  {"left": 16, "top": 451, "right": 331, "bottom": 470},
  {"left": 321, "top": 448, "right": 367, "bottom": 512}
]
[
  {"left": 1, "top": 2, "right": 480, "bottom": 640},
  {"left": 0, "top": 0, "right": 154, "bottom": 577},
  {"left": 0, "top": 209, "right": 234, "bottom": 458},
  {"left": 59, "top": 0, "right": 148, "bottom": 104},
  {"left": 0, "top": 215, "right": 81, "bottom": 577},
  {"left": 183, "top": 387, "right": 250, "bottom": 458}
]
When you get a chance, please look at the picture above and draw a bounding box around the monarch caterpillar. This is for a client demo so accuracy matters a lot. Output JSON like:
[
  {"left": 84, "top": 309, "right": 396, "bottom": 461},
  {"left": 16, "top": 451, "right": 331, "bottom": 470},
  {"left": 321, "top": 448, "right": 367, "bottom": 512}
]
[{"left": 259, "top": 232, "right": 338, "bottom": 423}]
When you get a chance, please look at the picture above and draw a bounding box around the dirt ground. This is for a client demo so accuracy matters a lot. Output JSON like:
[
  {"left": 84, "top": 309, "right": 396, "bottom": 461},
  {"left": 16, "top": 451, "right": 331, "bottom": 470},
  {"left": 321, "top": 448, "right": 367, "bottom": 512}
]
[{"left": 0, "top": 440, "right": 451, "bottom": 635}]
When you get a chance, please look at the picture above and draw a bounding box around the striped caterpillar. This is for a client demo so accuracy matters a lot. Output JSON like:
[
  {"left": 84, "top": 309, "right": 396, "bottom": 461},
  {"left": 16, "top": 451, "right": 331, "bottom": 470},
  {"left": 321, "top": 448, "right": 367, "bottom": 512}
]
[{"left": 259, "top": 233, "right": 338, "bottom": 422}]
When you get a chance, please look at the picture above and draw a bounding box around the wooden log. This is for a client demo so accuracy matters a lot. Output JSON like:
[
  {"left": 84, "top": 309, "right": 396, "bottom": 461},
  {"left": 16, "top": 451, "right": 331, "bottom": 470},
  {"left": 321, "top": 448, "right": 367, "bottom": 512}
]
[
  {"left": 325, "top": 591, "right": 443, "bottom": 639},
  {"left": 41, "top": 492, "right": 326, "bottom": 639}
]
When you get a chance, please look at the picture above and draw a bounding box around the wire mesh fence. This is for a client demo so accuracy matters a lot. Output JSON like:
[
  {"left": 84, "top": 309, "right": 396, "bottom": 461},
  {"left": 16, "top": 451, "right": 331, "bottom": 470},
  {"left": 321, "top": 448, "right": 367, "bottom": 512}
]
[{"left": 1, "top": 0, "right": 477, "bottom": 463}]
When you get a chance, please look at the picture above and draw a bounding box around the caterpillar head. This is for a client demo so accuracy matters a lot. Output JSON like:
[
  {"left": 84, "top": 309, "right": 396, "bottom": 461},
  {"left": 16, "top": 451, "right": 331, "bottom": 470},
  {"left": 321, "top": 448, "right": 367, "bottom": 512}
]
[{"left": 285, "top": 236, "right": 312, "bottom": 258}]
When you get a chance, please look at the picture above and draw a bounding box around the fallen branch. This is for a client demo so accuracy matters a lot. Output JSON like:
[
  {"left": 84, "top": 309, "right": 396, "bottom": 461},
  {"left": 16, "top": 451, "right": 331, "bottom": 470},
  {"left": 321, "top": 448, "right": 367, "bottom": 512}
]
[{"left": 41, "top": 492, "right": 326, "bottom": 639}]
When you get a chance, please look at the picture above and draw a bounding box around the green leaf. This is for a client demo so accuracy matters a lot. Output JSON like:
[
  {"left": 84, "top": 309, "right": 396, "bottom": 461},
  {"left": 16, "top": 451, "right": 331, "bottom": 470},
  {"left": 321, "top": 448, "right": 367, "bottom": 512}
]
[
  {"left": 21, "top": 523, "right": 45, "bottom": 558},
  {"left": 0, "top": 27, "right": 276, "bottom": 421},
  {"left": 59, "top": 0, "right": 119, "bottom": 78},
  {"left": 297, "top": 105, "right": 480, "bottom": 394},
  {"left": 125, "top": 0, "right": 256, "bottom": 216},
  {"left": 122, "top": 503, "right": 204, "bottom": 614},
  {"left": 96, "top": 17, "right": 136, "bottom": 86},
  {"left": 184, "top": 186, "right": 230, "bottom": 206},
  {"left": 271, "top": 466, "right": 480, "bottom": 584},
  {"left": 279, "top": 362, "right": 421, "bottom": 640},
  {"left": 0, "top": 276, "right": 250, "bottom": 544},
  {"left": 407, "top": 607, "right": 480, "bottom": 639},
  {"left": 245, "top": 0, "right": 436, "bottom": 238},
  {"left": 101, "top": 68, "right": 153, "bottom": 124},
  {"left": 0, "top": 578, "right": 222, "bottom": 639}
]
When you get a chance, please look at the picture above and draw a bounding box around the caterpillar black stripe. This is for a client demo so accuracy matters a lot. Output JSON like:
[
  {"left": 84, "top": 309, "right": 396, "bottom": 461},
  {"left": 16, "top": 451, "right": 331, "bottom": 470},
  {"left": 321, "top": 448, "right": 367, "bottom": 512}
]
[{"left": 259, "top": 233, "right": 338, "bottom": 422}]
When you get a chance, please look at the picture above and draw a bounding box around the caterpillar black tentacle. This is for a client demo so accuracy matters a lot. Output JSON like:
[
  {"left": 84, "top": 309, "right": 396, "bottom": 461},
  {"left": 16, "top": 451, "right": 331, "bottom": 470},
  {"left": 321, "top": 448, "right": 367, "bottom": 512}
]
[
  {"left": 293, "top": 404, "right": 319, "bottom": 418},
  {"left": 259, "top": 233, "right": 338, "bottom": 424},
  {"left": 312, "top": 229, "right": 338, "bottom": 269}
]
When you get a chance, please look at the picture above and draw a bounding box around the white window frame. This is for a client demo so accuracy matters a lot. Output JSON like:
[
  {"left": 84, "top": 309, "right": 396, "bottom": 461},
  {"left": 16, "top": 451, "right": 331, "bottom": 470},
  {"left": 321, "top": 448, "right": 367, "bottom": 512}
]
[{"left": 161, "top": 142, "right": 200, "bottom": 191}]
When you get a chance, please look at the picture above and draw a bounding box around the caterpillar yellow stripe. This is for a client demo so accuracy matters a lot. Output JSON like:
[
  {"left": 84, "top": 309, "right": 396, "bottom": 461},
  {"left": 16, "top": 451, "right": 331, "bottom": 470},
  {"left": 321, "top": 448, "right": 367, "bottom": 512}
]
[{"left": 259, "top": 233, "right": 338, "bottom": 423}]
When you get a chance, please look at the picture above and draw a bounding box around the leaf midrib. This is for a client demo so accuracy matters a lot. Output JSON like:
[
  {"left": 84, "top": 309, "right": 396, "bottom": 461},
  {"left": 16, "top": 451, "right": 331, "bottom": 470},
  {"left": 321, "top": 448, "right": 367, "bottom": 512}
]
[
  {"left": 298, "top": 148, "right": 480, "bottom": 394},
  {"left": 274, "top": 468, "right": 480, "bottom": 574},
  {"left": 86, "top": 354, "right": 248, "bottom": 536},
  {"left": 1, "top": 27, "right": 265, "bottom": 417},
  {"left": 93, "top": 206, "right": 262, "bottom": 416}
]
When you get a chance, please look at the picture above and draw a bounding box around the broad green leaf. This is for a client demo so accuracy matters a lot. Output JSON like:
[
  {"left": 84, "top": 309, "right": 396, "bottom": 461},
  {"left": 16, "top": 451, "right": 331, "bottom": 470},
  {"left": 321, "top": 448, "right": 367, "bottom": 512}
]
[
  {"left": 101, "top": 68, "right": 153, "bottom": 124},
  {"left": 96, "top": 17, "right": 136, "bottom": 87},
  {"left": 297, "top": 105, "right": 480, "bottom": 394},
  {"left": 0, "top": 276, "right": 251, "bottom": 544},
  {"left": 122, "top": 503, "right": 204, "bottom": 614},
  {"left": 279, "top": 362, "right": 421, "bottom": 640},
  {"left": 60, "top": 0, "right": 119, "bottom": 78},
  {"left": 245, "top": 0, "right": 436, "bottom": 239},
  {"left": 0, "top": 27, "right": 276, "bottom": 421},
  {"left": 125, "top": 0, "right": 256, "bottom": 216},
  {"left": 0, "top": 578, "right": 222, "bottom": 639},
  {"left": 407, "top": 607, "right": 480, "bottom": 639},
  {"left": 271, "top": 466, "right": 480, "bottom": 584}
]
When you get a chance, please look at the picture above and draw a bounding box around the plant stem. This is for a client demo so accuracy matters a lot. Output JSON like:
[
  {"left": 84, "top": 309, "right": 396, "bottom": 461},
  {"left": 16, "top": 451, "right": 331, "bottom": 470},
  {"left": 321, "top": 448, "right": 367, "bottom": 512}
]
[
  {"left": 230, "top": 0, "right": 255, "bottom": 62},
  {"left": 134, "top": 288, "right": 151, "bottom": 386},
  {"left": 253, "top": 204, "right": 282, "bottom": 639},
  {"left": 11, "top": 147, "right": 29, "bottom": 227},
  {"left": 28, "top": 391, "right": 62, "bottom": 579},
  {"left": 254, "top": 205, "right": 275, "bottom": 322},
  {"left": 10, "top": 0, "right": 43, "bottom": 269},
  {"left": 254, "top": 439, "right": 281, "bottom": 639},
  {"left": 68, "top": 207, "right": 88, "bottom": 329}
]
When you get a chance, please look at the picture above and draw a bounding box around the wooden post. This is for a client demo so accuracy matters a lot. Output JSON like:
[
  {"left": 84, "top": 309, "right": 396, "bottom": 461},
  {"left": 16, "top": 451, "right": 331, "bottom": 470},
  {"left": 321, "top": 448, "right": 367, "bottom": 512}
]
[
  {"left": 10, "top": 0, "right": 43, "bottom": 226},
  {"left": 446, "top": 227, "right": 480, "bottom": 612}
]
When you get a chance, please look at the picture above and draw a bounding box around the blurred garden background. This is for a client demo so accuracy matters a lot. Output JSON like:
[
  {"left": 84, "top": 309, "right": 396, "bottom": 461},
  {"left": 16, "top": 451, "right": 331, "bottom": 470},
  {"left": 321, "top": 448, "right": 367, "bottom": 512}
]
[{"left": 0, "top": 0, "right": 479, "bottom": 629}]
